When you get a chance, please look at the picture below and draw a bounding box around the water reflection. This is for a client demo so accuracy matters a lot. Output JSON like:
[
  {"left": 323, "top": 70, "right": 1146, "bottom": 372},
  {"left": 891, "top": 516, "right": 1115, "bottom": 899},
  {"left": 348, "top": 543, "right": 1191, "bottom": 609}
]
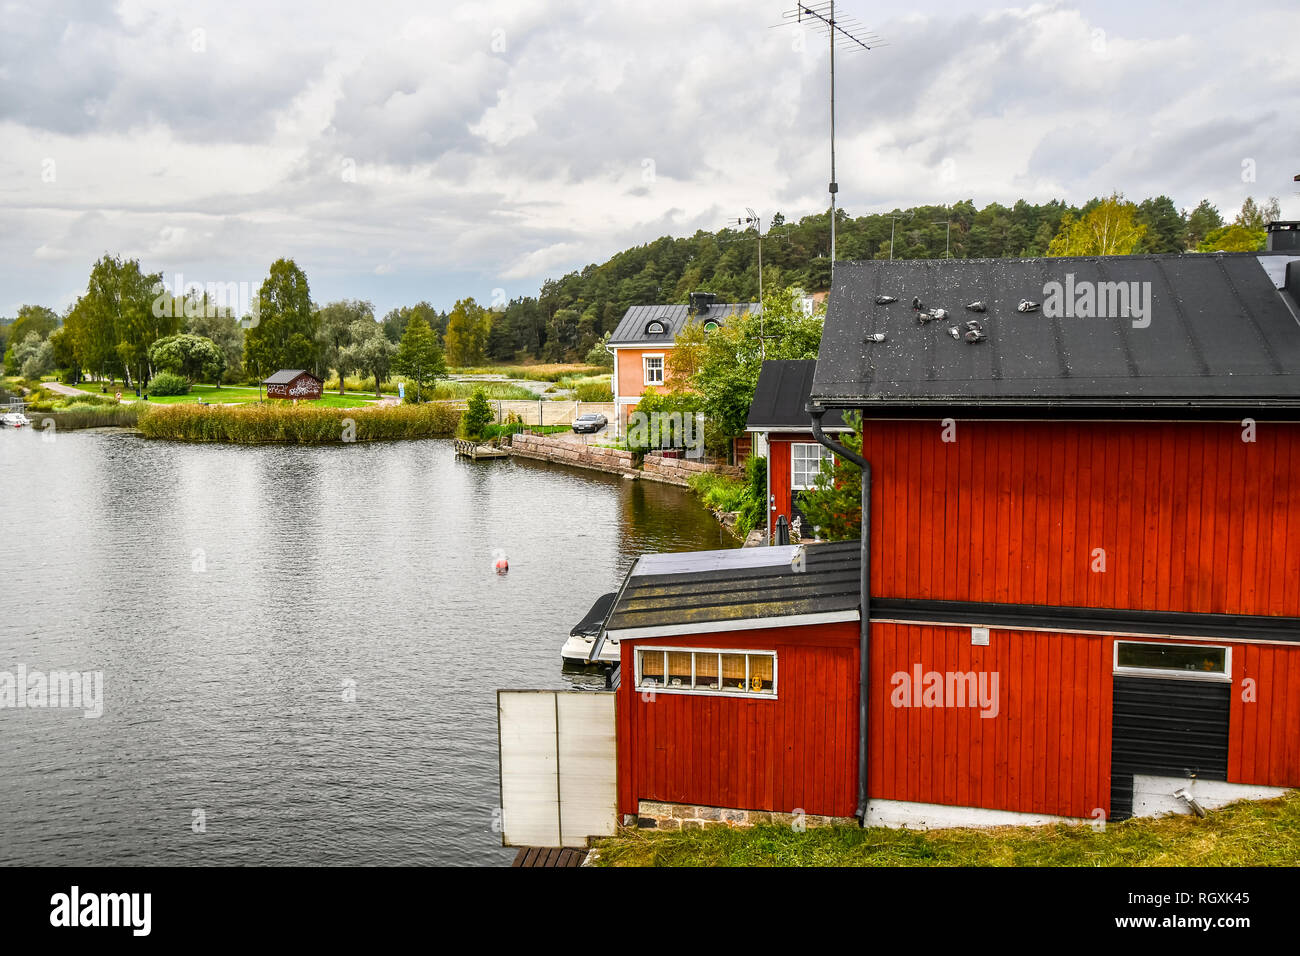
[{"left": 0, "top": 430, "right": 728, "bottom": 865}]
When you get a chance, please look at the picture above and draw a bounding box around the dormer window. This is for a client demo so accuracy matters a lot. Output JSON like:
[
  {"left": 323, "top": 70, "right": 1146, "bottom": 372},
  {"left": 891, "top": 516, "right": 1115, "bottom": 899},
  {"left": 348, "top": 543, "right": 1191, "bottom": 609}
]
[{"left": 645, "top": 320, "right": 666, "bottom": 335}]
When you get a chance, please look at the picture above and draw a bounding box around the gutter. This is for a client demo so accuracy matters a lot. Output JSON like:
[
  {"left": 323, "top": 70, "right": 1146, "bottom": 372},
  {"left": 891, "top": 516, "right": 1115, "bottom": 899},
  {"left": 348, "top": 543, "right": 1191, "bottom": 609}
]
[{"left": 808, "top": 405, "right": 871, "bottom": 821}]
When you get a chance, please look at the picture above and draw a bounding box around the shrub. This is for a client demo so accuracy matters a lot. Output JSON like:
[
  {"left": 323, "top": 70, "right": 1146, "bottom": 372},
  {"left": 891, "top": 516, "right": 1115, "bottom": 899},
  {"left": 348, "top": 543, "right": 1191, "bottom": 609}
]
[
  {"left": 574, "top": 380, "right": 614, "bottom": 402},
  {"left": 148, "top": 371, "right": 191, "bottom": 396},
  {"left": 460, "top": 387, "right": 494, "bottom": 440}
]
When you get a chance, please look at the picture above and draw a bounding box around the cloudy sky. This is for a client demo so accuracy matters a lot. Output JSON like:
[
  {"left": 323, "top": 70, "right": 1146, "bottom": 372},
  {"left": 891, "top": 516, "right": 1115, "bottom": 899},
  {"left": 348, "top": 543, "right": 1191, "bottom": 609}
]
[{"left": 2, "top": 0, "right": 1297, "bottom": 318}]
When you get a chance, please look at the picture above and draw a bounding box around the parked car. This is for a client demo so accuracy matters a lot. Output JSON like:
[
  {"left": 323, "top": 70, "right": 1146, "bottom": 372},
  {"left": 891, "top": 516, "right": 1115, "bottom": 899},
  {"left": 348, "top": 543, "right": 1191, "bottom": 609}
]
[{"left": 571, "top": 412, "right": 608, "bottom": 434}]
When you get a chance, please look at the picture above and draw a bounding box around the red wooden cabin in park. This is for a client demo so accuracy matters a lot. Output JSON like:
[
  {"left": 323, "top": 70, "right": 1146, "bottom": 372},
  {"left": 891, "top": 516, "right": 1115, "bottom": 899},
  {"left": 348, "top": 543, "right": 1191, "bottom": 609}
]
[
  {"left": 261, "top": 369, "right": 323, "bottom": 401},
  {"left": 586, "top": 251, "right": 1300, "bottom": 829}
]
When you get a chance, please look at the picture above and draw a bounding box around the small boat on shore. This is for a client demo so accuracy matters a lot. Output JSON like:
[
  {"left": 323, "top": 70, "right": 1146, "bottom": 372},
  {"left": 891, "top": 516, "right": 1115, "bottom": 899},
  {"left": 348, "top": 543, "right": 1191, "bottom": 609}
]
[
  {"left": 561, "top": 591, "right": 619, "bottom": 665},
  {"left": 1, "top": 411, "right": 32, "bottom": 428}
]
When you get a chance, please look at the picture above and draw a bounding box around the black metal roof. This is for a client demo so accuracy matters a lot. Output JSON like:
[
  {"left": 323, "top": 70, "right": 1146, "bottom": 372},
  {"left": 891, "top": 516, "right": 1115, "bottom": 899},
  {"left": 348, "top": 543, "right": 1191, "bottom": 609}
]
[
  {"left": 811, "top": 253, "right": 1300, "bottom": 412},
  {"left": 261, "top": 369, "right": 320, "bottom": 385},
  {"left": 746, "top": 360, "right": 848, "bottom": 431},
  {"left": 608, "top": 302, "right": 760, "bottom": 347},
  {"left": 601, "top": 541, "right": 861, "bottom": 635}
]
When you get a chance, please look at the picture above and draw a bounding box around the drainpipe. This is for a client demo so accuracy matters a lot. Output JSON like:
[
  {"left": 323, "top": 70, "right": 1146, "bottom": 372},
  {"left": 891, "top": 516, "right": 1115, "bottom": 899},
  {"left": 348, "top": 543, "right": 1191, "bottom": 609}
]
[{"left": 809, "top": 406, "right": 871, "bottom": 821}]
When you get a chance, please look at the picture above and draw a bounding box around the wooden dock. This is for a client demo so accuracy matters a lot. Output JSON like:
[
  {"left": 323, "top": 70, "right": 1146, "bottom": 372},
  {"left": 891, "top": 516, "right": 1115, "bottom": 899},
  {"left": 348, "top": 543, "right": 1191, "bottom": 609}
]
[
  {"left": 511, "top": 846, "right": 588, "bottom": 868},
  {"left": 454, "top": 438, "right": 510, "bottom": 460}
]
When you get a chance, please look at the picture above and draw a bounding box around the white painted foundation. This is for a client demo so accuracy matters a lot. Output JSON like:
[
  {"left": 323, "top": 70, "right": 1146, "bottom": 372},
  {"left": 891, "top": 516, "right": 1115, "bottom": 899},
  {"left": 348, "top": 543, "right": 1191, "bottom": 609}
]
[
  {"left": 863, "top": 799, "right": 1089, "bottom": 830},
  {"left": 1130, "top": 775, "right": 1289, "bottom": 819}
]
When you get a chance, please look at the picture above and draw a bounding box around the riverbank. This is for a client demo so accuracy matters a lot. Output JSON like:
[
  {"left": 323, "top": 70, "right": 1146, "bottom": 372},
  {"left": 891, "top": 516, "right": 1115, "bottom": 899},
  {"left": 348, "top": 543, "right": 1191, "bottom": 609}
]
[
  {"left": 137, "top": 402, "right": 460, "bottom": 443},
  {"left": 591, "top": 791, "right": 1300, "bottom": 867}
]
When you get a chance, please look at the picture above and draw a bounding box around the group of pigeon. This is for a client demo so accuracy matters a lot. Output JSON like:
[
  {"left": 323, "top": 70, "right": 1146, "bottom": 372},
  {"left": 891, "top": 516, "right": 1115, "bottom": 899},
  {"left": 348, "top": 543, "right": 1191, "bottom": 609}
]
[{"left": 864, "top": 293, "right": 1043, "bottom": 346}]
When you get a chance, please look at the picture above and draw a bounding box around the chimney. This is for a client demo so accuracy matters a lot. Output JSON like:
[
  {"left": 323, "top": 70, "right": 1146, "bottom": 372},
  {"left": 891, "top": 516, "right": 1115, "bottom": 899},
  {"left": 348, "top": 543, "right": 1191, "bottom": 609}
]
[
  {"left": 689, "top": 291, "right": 717, "bottom": 315},
  {"left": 1266, "top": 221, "right": 1300, "bottom": 252},
  {"left": 1287, "top": 260, "right": 1300, "bottom": 304}
]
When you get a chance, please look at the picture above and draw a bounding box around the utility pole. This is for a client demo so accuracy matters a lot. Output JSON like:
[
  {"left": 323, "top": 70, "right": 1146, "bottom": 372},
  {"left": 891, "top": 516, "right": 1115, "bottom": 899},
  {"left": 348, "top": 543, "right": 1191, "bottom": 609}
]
[
  {"left": 888, "top": 213, "right": 911, "bottom": 261},
  {"left": 777, "top": 3, "right": 881, "bottom": 286}
]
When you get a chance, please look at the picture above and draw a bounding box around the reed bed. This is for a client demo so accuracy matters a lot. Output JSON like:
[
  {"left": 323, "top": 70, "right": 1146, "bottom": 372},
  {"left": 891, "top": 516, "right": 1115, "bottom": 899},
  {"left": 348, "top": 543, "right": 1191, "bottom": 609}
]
[
  {"left": 137, "top": 402, "right": 461, "bottom": 443},
  {"left": 31, "top": 405, "right": 146, "bottom": 430}
]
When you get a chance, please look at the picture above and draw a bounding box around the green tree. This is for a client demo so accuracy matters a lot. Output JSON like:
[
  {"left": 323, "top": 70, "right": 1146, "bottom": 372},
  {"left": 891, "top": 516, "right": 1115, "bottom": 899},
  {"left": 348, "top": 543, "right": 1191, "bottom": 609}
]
[
  {"left": 1185, "top": 200, "right": 1224, "bottom": 250},
  {"left": 1047, "top": 193, "right": 1146, "bottom": 256},
  {"left": 13, "top": 332, "right": 54, "bottom": 380},
  {"left": 392, "top": 314, "right": 446, "bottom": 401},
  {"left": 797, "top": 412, "right": 863, "bottom": 541},
  {"left": 81, "top": 256, "right": 170, "bottom": 390},
  {"left": 243, "top": 258, "right": 317, "bottom": 379},
  {"left": 1235, "top": 196, "right": 1281, "bottom": 232},
  {"left": 444, "top": 297, "right": 490, "bottom": 367},
  {"left": 316, "top": 299, "right": 373, "bottom": 393},
  {"left": 1198, "top": 224, "right": 1266, "bottom": 253},
  {"left": 48, "top": 325, "right": 80, "bottom": 381},
  {"left": 9, "top": 304, "right": 59, "bottom": 344},
  {"left": 148, "top": 334, "right": 226, "bottom": 384},
  {"left": 460, "top": 387, "right": 493, "bottom": 440},
  {"left": 340, "top": 320, "right": 395, "bottom": 398},
  {"left": 1135, "top": 196, "right": 1187, "bottom": 253},
  {"left": 184, "top": 307, "right": 245, "bottom": 382},
  {"left": 584, "top": 331, "right": 614, "bottom": 368},
  {"left": 690, "top": 286, "right": 823, "bottom": 437}
]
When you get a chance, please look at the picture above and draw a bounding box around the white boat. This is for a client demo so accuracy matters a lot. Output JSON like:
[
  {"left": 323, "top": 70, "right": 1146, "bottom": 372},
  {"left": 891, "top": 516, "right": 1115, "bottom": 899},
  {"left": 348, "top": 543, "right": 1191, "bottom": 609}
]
[
  {"left": 562, "top": 592, "right": 620, "bottom": 665},
  {"left": 1, "top": 411, "right": 32, "bottom": 428}
]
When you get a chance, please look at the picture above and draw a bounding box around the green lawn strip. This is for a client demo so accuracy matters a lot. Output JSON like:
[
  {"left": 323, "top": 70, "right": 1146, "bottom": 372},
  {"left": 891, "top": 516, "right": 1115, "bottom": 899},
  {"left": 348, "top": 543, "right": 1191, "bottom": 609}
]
[{"left": 592, "top": 792, "right": 1300, "bottom": 867}]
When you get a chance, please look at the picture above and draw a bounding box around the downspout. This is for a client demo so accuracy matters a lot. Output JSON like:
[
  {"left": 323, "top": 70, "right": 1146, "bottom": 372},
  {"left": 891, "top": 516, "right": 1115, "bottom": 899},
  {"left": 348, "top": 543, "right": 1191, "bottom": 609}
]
[{"left": 808, "top": 406, "right": 871, "bottom": 821}]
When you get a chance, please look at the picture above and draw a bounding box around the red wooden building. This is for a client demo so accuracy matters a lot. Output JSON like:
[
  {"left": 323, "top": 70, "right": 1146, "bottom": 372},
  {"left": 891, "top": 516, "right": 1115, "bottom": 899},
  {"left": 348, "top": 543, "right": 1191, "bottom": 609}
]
[
  {"left": 587, "top": 251, "right": 1300, "bottom": 828},
  {"left": 746, "top": 359, "right": 848, "bottom": 542},
  {"left": 262, "top": 369, "right": 323, "bottom": 400}
]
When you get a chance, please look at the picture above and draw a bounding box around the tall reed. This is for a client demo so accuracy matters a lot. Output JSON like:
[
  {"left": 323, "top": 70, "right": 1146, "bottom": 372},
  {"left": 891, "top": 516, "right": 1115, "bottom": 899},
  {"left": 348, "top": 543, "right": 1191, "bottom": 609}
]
[{"left": 137, "top": 402, "right": 461, "bottom": 443}]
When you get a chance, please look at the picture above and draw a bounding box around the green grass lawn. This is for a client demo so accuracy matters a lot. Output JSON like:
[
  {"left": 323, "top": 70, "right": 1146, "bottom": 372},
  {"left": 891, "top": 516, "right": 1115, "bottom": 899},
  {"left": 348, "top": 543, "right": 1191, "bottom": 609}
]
[
  {"left": 592, "top": 791, "right": 1300, "bottom": 867},
  {"left": 67, "top": 383, "right": 381, "bottom": 408}
]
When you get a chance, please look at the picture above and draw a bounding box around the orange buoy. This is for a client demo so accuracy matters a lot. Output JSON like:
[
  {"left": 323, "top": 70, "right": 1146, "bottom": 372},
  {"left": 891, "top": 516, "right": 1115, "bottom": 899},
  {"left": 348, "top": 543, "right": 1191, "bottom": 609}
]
[{"left": 493, "top": 551, "right": 509, "bottom": 575}]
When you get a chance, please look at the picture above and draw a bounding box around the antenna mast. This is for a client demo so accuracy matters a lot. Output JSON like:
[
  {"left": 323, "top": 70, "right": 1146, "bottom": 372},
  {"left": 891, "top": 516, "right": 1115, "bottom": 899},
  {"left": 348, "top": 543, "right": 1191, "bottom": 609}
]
[{"left": 775, "top": 2, "right": 881, "bottom": 286}]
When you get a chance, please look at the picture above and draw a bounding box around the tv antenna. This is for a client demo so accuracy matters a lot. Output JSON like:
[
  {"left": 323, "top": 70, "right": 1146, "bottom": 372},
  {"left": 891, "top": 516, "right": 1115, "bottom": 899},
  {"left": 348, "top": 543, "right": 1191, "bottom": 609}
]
[{"left": 773, "top": 3, "right": 882, "bottom": 285}]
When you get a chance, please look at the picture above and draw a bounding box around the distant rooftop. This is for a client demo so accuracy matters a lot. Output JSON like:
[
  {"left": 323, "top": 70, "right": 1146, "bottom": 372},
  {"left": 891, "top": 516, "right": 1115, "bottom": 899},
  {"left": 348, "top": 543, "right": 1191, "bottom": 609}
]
[{"left": 608, "top": 301, "right": 760, "bottom": 347}]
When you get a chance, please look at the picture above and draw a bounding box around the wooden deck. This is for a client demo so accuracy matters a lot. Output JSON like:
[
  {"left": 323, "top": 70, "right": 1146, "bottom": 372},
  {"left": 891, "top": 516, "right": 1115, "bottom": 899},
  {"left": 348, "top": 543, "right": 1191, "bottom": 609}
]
[
  {"left": 454, "top": 438, "right": 510, "bottom": 460},
  {"left": 511, "top": 846, "right": 588, "bottom": 868}
]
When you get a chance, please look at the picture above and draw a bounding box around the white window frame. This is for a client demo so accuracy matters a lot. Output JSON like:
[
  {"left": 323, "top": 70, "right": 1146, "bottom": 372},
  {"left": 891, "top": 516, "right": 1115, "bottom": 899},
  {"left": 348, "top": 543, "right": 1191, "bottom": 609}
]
[
  {"left": 790, "top": 442, "right": 834, "bottom": 491},
  {"left": 1112, "top": 641, "right": 1232, "bottom": 682},
  {"left": 643, "top": 353, "right": 665, "bottom": 387},
  {"left": 634, "top": 646, "right": 778, "bottom": 700}
]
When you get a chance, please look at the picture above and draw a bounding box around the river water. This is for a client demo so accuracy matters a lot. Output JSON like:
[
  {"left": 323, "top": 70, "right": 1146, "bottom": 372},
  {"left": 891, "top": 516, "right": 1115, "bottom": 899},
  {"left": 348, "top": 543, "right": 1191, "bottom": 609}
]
[{"left": 0, "top": 429, "right": 728, "bottom": 865}]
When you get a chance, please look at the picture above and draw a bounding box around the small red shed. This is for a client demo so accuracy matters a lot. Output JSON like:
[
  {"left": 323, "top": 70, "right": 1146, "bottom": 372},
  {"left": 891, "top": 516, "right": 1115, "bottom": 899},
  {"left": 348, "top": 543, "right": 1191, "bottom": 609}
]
[
  {"left": 262, "top": 369, "right": 323, "bottom": 400},
  {"left": 745, "top": 359, "right": 850, "bottom": 542}
]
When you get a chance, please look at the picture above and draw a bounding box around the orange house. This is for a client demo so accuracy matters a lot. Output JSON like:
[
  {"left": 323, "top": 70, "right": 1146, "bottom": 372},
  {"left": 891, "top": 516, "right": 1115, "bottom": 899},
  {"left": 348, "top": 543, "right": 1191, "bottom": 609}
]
[{"left": 606, "top": 293, "right": 759, "bottom": 436}]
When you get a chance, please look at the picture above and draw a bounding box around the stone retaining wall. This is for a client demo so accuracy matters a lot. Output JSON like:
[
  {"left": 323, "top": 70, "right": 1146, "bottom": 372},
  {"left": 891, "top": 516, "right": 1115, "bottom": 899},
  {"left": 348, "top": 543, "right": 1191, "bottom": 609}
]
[
  {"left": 509, "top": 432, "right": 636, "bottom": 475},
  {"left": 508, "top": 434, "right": 741, "bottom": 486},
  {"left": 632, "top": 800, "right": 856, "bottom": 831},
  {"left": 642, "top": 453, "right": 743, "bottom": 486}
]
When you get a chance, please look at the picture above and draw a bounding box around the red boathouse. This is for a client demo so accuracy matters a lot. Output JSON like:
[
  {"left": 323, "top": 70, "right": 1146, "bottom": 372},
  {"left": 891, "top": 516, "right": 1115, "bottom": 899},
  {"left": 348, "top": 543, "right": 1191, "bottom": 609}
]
[{"left": 589, "top": 251, "right": 1300, "bottom": 829}]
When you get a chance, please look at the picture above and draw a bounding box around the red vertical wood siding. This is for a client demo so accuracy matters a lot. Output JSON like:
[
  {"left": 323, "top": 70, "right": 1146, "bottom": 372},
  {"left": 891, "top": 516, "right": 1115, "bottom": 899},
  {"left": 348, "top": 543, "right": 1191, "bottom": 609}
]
[
  {"left": 862, "top": 419, "right": 1300, "bottom": 617},
  {"left": 867, "top": 622, "right": 1113, "bottom": 819},
  {"left": 617, "top": 623, "right": 859, "bottom": 818},
  {"left": 1228, "top": 642, "right": 1300, "bottom": 788}
]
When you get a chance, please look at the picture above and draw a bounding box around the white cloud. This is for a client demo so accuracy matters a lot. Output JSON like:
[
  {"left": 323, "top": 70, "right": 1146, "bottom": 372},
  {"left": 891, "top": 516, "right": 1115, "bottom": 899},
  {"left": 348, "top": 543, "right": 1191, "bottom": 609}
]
[{"left": 1, "top": 0, "right": 1297, "bottom": 318}]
